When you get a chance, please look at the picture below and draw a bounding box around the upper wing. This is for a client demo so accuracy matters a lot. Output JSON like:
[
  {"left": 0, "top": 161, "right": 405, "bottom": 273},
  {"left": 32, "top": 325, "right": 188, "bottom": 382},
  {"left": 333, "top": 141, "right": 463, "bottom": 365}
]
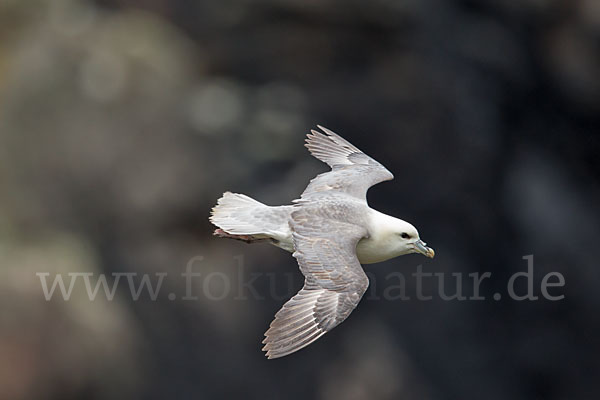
[
  {"left": 300, "top": 125, "right": 394, "bottom": 202},
  {"left": 262, "top": 202, "right": 369, "bottom": 359}
]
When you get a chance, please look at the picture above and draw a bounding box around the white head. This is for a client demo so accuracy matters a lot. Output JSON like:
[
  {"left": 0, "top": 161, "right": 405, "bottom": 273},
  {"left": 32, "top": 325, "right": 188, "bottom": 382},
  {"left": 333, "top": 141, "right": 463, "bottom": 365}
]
[
  {"left": 356, "top": 212, "right": 435, "bottom": 264},
  {"left": 388, "top": 218, "right": 435, "bottom": 258},
  {"left": 373, "top": 214, "right": 435, "bottom": 259}
]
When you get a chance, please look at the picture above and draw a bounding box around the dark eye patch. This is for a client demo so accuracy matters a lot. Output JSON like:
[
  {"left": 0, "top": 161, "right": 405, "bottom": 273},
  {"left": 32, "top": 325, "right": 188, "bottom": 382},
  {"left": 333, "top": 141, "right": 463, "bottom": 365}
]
[{"left": 400, "top": 232, "right": 410, "bottom": 239}]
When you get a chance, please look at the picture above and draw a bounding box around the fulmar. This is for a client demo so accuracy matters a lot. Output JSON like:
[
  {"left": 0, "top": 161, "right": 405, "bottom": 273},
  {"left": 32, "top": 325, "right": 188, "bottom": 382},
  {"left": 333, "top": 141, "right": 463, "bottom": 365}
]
[{"left": 210, "top": 125, "right": 434, "bottom": 359}]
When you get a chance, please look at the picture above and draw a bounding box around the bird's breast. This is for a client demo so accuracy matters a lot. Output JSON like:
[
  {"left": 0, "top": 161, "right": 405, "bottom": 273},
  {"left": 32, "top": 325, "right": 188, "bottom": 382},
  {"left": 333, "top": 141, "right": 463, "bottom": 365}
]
[{"left": 356, "top": 236, "right": 397, "bottom": 264}]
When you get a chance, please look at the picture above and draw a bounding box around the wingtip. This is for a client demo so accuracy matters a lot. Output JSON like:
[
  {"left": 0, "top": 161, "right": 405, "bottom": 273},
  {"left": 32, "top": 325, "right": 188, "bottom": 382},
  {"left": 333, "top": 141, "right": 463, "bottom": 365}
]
[
  {"left": 262, "top": 348, "right": 281, "bottom": 360},
  {"left": 262, "top": 342, "right": 276, "bottom": 359},
  {"left": 306, "top": 129, "right": 323, "bottom": 141},
  {"left": 316, "top": 125, "right": 337, "bottom": 138},
  {"left": 312, "top": 125, "right": 334, "bottom": 139},
  {"left": 305, "top": 128, "right": 331, "bottom": 153}
]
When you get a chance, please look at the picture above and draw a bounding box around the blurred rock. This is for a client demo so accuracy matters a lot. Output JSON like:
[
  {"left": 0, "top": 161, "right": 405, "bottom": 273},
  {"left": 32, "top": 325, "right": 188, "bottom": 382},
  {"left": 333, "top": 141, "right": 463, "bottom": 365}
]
[
  {"left": 0, "top": 233, "right": 142, "bottom": 400},
  {"left": 0, "top": 0, "right": 598, "bottom": 399}
]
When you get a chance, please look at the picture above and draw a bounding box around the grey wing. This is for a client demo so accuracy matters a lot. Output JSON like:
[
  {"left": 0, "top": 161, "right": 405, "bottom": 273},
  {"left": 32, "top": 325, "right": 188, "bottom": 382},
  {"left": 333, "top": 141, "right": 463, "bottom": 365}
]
[
  {"left": 300, "top": 125, "right": 394, "bottom": 201},
  {"left": 262, "top": 204, "right": 369, "bottom": 359}
]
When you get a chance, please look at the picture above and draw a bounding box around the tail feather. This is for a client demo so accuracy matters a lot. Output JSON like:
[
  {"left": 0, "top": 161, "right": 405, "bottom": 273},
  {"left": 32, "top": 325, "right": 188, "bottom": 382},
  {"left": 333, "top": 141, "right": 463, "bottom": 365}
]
[
  {"left": 210, "top": 192, "right": 270, "bottom": 235},
  {"left": 210, "top": 192, "right": 294, "bottom": 252}
]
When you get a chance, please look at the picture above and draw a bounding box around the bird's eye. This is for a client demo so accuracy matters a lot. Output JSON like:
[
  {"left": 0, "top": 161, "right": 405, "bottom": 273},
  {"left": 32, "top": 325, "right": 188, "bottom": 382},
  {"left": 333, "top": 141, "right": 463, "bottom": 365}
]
[{"left": 400, "top": 232, "right": 410, "bottom": 239}]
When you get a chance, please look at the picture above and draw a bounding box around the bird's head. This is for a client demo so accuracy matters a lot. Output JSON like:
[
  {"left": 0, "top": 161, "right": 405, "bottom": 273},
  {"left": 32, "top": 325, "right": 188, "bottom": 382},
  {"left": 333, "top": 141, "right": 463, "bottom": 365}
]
[{"left": 389, "top": 219, "right": 435, "bottom": 259}]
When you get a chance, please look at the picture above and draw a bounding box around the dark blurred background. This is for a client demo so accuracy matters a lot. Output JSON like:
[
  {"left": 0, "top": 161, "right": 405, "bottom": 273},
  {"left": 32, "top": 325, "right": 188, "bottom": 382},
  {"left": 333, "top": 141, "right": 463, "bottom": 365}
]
[{"left": 1, "top": 0, "right": 599, "bottom": 399}]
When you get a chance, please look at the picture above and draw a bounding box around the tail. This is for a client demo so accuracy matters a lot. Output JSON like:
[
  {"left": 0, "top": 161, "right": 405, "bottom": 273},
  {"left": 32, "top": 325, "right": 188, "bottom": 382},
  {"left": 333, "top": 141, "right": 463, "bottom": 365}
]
[
  {"left": 210, "top": 192, "right": 294, "bottom": 251},
  {"left": 210, "top": 192, "right": 270, "bottom": 235}
]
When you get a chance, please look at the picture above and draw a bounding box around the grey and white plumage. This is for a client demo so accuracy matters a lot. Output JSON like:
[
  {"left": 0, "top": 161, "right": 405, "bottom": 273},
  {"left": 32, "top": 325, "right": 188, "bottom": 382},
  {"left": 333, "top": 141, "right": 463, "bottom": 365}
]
[{"left": 210, "top": 125, "right": 434, "bottom": 359}]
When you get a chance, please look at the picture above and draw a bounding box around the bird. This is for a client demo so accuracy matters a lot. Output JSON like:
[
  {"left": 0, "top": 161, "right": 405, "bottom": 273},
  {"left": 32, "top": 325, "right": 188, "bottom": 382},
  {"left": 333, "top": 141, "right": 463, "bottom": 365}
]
[{"left": 210, "top": 125, "right": 434, "bottom": 359}]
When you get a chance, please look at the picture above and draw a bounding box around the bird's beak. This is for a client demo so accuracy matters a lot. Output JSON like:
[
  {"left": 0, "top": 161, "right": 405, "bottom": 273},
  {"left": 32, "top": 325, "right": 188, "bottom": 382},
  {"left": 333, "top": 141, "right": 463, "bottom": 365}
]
[{"left": 413, "top": 239, "right": 435, "bottom": 258}]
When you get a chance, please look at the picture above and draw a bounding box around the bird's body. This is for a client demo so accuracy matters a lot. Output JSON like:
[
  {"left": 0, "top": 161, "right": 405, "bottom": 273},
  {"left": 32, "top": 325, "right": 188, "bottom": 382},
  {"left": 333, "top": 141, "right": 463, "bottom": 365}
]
[
  {"left": 210, "top": 126, "right": 434, "bottom": 359},
  {"left": 212, "top": 194, "right": 416, "bottom": 264}
]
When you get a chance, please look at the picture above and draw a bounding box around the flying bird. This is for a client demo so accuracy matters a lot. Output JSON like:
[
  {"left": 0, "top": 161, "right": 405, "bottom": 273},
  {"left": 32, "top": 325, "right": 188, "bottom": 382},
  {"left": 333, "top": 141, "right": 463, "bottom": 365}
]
[{"left": 210, "top": 126, "right": 434, "bottom": 359}]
